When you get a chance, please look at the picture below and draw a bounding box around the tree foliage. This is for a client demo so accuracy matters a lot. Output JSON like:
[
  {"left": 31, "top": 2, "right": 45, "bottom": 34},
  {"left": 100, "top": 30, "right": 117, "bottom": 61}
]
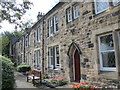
[
  {"left": 0, "top": 1, "right": 32, "bottom": 27},
  {"left": 1, "top": 31, "right": 22, "bottom": 57},
  {"left": 19, "top": 19, "right": 35, "bottom": 33}
]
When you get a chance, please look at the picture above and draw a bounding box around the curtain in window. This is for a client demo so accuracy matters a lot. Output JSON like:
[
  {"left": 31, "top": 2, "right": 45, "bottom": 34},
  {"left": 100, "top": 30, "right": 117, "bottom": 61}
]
[{"left": 99, "top": 34, "right": 116, "bottom": 69}]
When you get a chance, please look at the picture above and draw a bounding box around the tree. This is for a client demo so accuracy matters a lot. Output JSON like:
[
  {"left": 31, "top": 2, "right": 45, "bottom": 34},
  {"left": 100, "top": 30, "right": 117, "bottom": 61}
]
[
  {"left": 1, "top": 31, "right": 22, "bottom": 57},
  {"left": 0, "top": 1, "right": 32, "bottom": 27},
  {"left": 19, "top": 19, "right": 35, "bottom": 33}
]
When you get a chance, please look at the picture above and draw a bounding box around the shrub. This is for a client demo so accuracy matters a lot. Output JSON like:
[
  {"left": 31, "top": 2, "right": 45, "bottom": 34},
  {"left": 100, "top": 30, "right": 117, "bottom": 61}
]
[
  {"left": 17, "top": 63, "right": 31, "bottom": 72},
  {"left": 0, "top": 55, "right": 15, "bottom": 89},
  {"left": 0, "top": 55, "right": 14, "bottom": 66}
]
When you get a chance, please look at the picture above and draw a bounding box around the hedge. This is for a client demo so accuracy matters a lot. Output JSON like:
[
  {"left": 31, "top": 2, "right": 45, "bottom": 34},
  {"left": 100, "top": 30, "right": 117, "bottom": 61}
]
[
  {"left": 0, "top": 55, "right": 15, "bottom": 89},
  {"left": 17, "top": 63, "right": 31, "bottom": 72}
]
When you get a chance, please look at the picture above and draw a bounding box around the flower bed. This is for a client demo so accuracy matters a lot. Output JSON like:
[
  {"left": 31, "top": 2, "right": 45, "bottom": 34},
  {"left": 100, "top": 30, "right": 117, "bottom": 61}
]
[
  {"left": 72, "top": 82, "right": 103, "bottom": 90},
  {"left": 42, "top": 77, "right": 67, "bottom": 88}
]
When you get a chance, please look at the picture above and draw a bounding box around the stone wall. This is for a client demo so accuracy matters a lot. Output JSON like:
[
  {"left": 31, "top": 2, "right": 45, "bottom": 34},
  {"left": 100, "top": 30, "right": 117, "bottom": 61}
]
[{"left": 44, "top": 2, "right": 120, "bottom": 87}]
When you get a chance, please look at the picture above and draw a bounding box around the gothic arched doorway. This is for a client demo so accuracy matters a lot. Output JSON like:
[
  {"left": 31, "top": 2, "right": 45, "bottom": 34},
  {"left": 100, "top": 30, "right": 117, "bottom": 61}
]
[{"left": 67, "top": 42, "right": 81, "bottom": 82}]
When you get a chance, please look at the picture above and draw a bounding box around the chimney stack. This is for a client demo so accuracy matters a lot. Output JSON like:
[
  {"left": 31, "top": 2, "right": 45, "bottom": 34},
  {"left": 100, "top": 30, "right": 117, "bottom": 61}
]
[{"left": 37, "top": 12, "right": 44, "bottom": 21}]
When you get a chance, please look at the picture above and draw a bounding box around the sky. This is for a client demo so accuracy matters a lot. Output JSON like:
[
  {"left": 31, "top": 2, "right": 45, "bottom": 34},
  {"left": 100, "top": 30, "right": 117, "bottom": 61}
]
[{"left": 0, "top": 0, "right": 59, "bottom": 34}]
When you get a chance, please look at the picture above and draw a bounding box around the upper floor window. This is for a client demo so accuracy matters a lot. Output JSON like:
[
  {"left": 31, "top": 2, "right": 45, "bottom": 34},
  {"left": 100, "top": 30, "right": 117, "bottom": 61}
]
[
  {"left": 34, "top": 27, "right": 41, "bottom": 43},
  {"left": 22, "top": 37, "right": 24, "bottom": 50},
  {"left": 26, "top": 35, "right": 30, "bottom": 47},
  {"left": 66, "top": 5, "right": 79, "bottom": 23},
  {"left": 73, "top": 5, "right": 79, "bottom": 19},
  {"left": 67, "top": 8, "right": 72, "bottom": 22},
  {"left": 28, "top": 34, "right": 30, "bottom": 46},
  {"left": 113, "top": 0, "right": 120, "bottom": 6},
  {"left": 54, "top": 15, "right": 58, "bottom": 33},
  {"left": 48, "top": 18, "right": 53, "bottom": 37},
  {"left": 26, "top": 37, "right": 28, "bottom": 47},
  {"left": 98, "top": 34, "right": 116, "bottom": 71},
  {"left": 48, "top": 15, "right": 59, "bottom": 37},
  {"left": 37, "top": 27, "right": 41, "bottom": 42},
  {"left": 94, "top": 0, "right": 109, "bottom": 14}
]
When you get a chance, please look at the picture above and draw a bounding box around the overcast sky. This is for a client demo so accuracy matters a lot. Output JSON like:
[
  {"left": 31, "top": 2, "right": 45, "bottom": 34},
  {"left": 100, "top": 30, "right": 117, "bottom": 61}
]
[{"left": 0, "top": 0, "right": 59, "bottom": 34}]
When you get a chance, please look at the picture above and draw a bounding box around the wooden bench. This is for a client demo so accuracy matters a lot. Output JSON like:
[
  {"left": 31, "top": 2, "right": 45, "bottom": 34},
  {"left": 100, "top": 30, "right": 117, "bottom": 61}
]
[{"left": 26, "top": 69, "right": 42, "bottom": 86}]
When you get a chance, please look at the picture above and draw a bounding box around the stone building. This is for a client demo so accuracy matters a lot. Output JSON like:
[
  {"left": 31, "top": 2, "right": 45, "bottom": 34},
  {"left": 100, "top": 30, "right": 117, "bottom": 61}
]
[
  {"left": 13, "top": 39, "right": 22, "bottom": 66},
  {"left": 12, "top": 1, "right": 120, "bottom": 87}
]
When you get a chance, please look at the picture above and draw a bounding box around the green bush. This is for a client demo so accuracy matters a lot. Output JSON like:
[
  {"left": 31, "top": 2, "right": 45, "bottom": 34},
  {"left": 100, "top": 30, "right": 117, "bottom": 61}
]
[
  {"left": 0, "top": 55, "right": 14, "bottom": 66},
  {"left": 17, "top": 63, "right": 31, "bottom": 72},
  {"left": 0, "top": 55, "right": 15, "bottom": 89}
]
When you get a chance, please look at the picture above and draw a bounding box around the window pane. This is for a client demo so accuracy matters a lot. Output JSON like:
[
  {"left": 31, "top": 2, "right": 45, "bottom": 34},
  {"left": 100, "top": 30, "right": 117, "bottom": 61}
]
[
  {"left": 67, "top": 8, "right": 72, "bottom": 22},
  {"left": 56, "top": 46, "right": 59, "bottom": 54},
  {"left": 50, "top": 48, "right": 53, "bottom": 56},
  {"left": 51, "top": 57, "right": 53, "bottom": 65},
  {"left": 113, "top": 0, "right": 120, "bottom": 6},
  {"left": 74, "top": 5, "right": 79, "bottom": 19},
  {"left": 100, "top": 34, "right": 114, "bottom": 51},
  {"left": 54, "top": 15, "right": 58, "bottom": 32},
  {"left": 37, "top": 50, "right": 40, "bottom": 67},
  {"left": 101, "top": 52, "right": 116, "bottom": 67},
  {"left": 56, "top": 57, "right": 59, "bottom": 64},
  {"left": 95, "top": 0, "right": 109, "bottom": 14}
]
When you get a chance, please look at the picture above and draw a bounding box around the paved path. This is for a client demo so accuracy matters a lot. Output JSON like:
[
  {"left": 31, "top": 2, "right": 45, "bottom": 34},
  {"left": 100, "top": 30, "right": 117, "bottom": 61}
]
[
  {"left": 14, "top": 72, "right": 36, "bottom": 88},
  {"left": 14, "top": 71, "right": 72, "bottom": 89}
]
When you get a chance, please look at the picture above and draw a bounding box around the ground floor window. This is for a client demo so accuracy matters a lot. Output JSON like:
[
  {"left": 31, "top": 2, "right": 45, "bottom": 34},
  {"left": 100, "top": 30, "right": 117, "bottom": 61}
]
[
  {"left": 98, "top": 34, "right": 116, "bottom": 71},
  {"left": 26, "top": 53, "right": 29, "bottom": 65},
  {"left": 34, "top": 50, "right": 41, "bottom": 69},
  {"left": 48, "top": 45, "right": 60, "bottom": 69}
]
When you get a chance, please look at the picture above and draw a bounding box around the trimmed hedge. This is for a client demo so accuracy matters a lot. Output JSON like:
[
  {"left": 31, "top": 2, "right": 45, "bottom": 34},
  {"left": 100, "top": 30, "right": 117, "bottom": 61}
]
[
  {"left": 17, "top": 63, "right": 31, "bottom": 72},
  {"left": 0, "top": 55, "right": 15, "bottom": 89}
]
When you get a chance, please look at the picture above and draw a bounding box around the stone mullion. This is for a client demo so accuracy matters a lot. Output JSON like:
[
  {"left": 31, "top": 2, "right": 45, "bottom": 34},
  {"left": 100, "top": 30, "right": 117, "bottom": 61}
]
[{"left": 113, "top": 31, "right": 120, "bottom": 79}]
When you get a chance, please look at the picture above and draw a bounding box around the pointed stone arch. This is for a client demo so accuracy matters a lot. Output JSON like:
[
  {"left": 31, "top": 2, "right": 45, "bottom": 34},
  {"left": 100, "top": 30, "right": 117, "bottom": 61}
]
[{"left": 67, "top": 42, "right": 82, "bottom": 57}]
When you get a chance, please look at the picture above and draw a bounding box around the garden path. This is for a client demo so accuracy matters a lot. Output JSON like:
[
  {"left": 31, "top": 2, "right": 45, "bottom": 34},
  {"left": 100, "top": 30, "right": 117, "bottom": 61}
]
[
  {"left": 14, "top": 71, "right": 72, "bottom": 89},
  {"left": 14, "top": 71, "right": 37, "bottom": 88}
]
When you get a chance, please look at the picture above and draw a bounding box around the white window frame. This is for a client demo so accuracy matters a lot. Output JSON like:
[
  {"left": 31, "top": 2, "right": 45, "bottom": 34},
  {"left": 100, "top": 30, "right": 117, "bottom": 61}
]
[
  {"left": 35, "top": 30, "right": 37, "bottom": 43},
  {"left": 54, "top": 15, "right": 58, "bottom": 33},
  {"left": 67, "top": 8, "right": 72, "bottom": 22},
  {"left": 26, "top": 36, "right": 29, "bottom": 47},
  {"left": 22, "top": 37, "right": 24, "bottom": 50},
  {"left": 73, "top": 5, "right": 79, "bottom": 19},
  {"left": 48, "top": 47, "right": 53, "bottom": 69},
  {"left": 55, "top": 46, "right": 60, "bottom": 68},
  {"left": 113, "top": 0, "right": 120, "bottom": 6},
  {"left": 48, "top": 18, "right": 53, "bottom": 37},
  {"left": 37, "top": 50, "right": 40, "bottom": 68},
  {"left": 98, "top": 33, "right": 116, "bottom": 71},
  {"left": 37, "top": 27, "right": 41, "bottom": 42},
  {"left": 34, "top": 51, "right": 36, "bottom": 67},
  {"left": 94, "top": 0, "right": 109, "bottom": 14},
  {"left": 27, "top": 53, "right": 29, "bottom": 65},
  {"left": 28, "top": 35, "right": 30, "bottom": 46}
]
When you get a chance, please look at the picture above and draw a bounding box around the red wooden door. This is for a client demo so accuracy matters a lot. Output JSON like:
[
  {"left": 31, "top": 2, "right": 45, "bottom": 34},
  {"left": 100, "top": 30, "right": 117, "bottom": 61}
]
[{"left": 74, "top": 49, "right": 80, "bottom": 82}]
